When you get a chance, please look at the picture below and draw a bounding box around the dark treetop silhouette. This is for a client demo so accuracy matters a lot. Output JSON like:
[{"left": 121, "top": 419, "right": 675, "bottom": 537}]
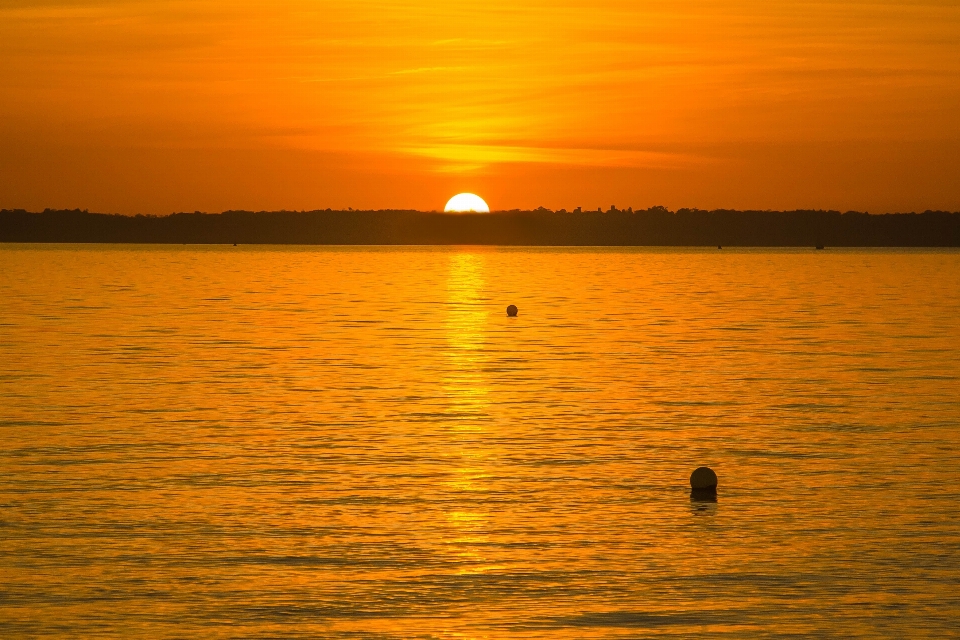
[{"left": 2, "top": 208, "right": 958, "bottom": 246}]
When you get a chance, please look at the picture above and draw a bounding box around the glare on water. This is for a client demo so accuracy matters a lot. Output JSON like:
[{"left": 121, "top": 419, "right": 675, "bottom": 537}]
[{"left": 1, "top": 245, "right": 959, "bottom": 637}]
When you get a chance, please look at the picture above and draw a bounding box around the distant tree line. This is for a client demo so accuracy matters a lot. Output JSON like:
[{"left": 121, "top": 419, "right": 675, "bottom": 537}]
[{"left": 1, "top": 207, "right": 958, "bottom": 246}]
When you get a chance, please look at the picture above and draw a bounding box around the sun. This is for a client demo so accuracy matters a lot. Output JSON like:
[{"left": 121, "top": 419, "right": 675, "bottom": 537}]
[{"left": 444, "top": 193, "right": 489, "bottom": 213}]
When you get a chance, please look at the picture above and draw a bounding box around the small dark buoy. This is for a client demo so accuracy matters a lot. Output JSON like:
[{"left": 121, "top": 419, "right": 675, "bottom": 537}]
[
  {"left": 233, "top": 243, "right": 237, "bottom": 246},
  {"left": 506, "top": 304, "right": 518, "bottom": 317},
  {"left": 718, "top": 245, "right": 722, "bottom": 250},
  {"left": 815, "top": 244, "right": 825, "bottom": 250},
  {"left": 690, "top": 466, "right": 718, "bottom": 496}
]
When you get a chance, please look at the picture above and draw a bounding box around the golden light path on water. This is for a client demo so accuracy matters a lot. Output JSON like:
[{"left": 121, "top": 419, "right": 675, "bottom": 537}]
[
  {"left": 444, "top": 253, "right": 494, "bottom": 576},
  {"left": 1, "top": 245, "right": 959, "bottom": 637}
]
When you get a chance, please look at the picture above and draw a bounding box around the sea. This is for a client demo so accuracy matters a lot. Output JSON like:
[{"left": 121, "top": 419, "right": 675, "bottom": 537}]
[{"left": 2, "top": 244, "right": 959, "bottom": 637}]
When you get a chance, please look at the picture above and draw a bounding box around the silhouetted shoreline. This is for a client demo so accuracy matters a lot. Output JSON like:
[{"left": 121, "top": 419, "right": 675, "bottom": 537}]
[{"left": 2, "top": 208, "right": 958, "bottom": 246}]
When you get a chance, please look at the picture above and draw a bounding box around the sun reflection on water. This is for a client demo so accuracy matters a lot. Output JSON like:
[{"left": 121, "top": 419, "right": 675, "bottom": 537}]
[
  {"left": 443, "top": 252, "right": 490, "bottom": 420},
  {"left": 442, "top": 253, "right": 497, "bottom": 573}
]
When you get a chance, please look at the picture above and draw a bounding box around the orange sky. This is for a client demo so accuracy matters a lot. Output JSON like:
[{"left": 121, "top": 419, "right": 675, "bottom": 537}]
[{"left": 2, "top": 0, "right": 958, "bottom": 213}]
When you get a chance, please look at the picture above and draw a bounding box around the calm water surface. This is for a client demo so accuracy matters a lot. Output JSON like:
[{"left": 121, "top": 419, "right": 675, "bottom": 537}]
[{"left": 2, "top": 245, "right": 959, "bottom": 637}]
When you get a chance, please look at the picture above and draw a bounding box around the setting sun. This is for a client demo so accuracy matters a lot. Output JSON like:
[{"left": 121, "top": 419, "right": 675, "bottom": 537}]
[{"left": 444, "top": 193, "right": 490, "bottom": 213}]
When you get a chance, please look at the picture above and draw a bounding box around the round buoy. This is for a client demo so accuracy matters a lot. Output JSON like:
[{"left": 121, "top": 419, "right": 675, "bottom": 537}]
[
  {"left": 507, "top": 305, "right": 518, "bottom": 317},
  {"left": 690, "top": 466, "right": 718, "bottom": 491}
]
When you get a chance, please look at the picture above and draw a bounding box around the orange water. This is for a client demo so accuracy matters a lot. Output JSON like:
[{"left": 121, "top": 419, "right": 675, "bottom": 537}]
[{"left": 2, "top": 245, "right": 959, "bottom": 637}]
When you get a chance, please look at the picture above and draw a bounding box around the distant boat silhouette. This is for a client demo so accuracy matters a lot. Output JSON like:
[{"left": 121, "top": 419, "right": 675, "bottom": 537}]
[{"left": 816, "top": 244, "right": 825, "bottom": 250}]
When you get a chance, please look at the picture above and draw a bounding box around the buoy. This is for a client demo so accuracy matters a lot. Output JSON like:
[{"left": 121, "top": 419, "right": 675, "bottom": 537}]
[
  {"left": 816, "top": 245, "right": 825, "bottom": 250},
  {"left": 506, "top": 304, "right": 518, "bottom": 317},
  {"left": 718, "top": 245, "right": 722, "bottom": 249},
  {"left": 690, "top": 466, "right": 718, "bottom": 492}
]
